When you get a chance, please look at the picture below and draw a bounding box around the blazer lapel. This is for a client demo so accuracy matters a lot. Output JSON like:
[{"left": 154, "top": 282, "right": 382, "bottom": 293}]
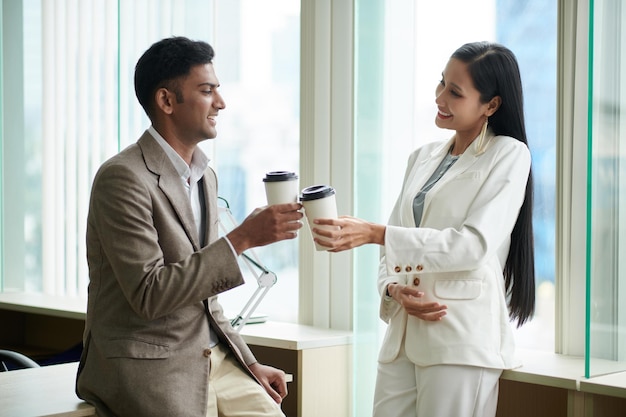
[
  {"left": 420, "top": 129, "right": 497, "bottom": 222},
  {"left": 431, "top": 128, "right": 496, "bottom": 190},
  {"left": 138, "top": 132, "right": 201, "bottom": 250},
  {"left": 201, "top": 168, "right": 219, "bottom": 245},
  {"left": 411, "top": 140, "right": 453, "bottom": 189},
  {"left": 400, "top": 138, "right": 453, "bottom": 227}
]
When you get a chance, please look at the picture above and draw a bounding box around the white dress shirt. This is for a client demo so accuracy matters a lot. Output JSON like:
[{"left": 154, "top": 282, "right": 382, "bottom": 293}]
[{"left": 148, "top": 126, "right": 220, "bottom": 347}]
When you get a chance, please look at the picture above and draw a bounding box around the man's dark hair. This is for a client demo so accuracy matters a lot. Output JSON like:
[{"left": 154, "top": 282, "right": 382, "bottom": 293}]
[{"left": 134, "top": 36, "right": 215, "bottom": 119}]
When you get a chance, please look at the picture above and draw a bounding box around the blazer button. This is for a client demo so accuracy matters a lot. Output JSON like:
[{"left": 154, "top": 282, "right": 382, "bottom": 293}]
[
  {"left": 413, "top": 277, "right": 420, "bottom": 286},
  {"left": 394, "top": 266, "right": 402, "bottom": 273},
  {"left": 416, "top": 264, "right": 424, "bottom": 271},
  {"left": 405, "top": 265, "right": 412, "bottom": 272},
  {"left": 203, "top": 348, "right": 212, "bottom": 358}
]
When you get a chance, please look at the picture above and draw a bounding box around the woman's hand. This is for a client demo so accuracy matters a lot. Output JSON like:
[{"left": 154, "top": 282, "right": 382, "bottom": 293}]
[
  {"left": 311, "top": 215, "right": 386, "bottom": 252},
  {"left": 387, "top": 283, "right": 447, "bottom": 321}
]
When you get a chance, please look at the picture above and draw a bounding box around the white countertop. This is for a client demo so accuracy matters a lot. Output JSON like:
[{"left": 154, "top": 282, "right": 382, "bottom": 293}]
[
  {"left": 0, "top": 292, "right": 87, "bottom": 320},
  {"left": 2, "top": 292, "right": 625, "bottom": 398},
  {"left": 240, "top": 321, "right": 352, "bottom": 350},
  {"left": 0, "top": 292, "right": 352, "bottom": 351},
  {"left": 502, "top": 348, "right": 585, "bottom": 390},
  {"left": 0, "top": 362, "right": 94, "bottom": 417},
  {"left": 579, "top": 371, "right": 626, "bottom": 398},
  {"left": 502, "top": 348, "right": 626, "bottom": 399}
]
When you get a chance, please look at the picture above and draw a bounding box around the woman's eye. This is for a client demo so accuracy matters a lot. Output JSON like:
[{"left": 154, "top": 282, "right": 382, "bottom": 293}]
[{"left": 438, "top": 78, "right": 460, "bottom": 97}]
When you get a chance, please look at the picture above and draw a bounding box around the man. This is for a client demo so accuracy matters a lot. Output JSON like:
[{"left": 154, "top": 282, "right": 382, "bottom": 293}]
[{"left": 76, "top": 36, "right": 303, "bottom": 417}]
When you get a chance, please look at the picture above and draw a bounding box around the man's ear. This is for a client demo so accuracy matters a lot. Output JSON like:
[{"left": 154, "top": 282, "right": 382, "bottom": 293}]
[
  {"left": 485, "top": 96, "right": 502, "bottom": 117},
  {"left": 154, "top": 88, "right": 174, "bottom": 115}
]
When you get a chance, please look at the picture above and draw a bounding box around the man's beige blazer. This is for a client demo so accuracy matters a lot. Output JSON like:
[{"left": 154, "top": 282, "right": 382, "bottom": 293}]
[{"left": 76, "top": 131, "right": 256, "bottom": 416}]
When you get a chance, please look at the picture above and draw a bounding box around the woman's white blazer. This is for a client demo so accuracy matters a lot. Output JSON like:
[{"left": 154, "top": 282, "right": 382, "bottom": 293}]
[{"left": 378, "top": 130, "right": 530, "bottom": 370}]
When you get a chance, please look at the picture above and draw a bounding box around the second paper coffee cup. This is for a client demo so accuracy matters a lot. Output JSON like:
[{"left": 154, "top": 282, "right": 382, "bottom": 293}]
[
  {"left": 300, "top": 185, "right": 338, "bottom": 251},
  {"left": 263, "top": 171, "right": 299, "bottom": 205}
]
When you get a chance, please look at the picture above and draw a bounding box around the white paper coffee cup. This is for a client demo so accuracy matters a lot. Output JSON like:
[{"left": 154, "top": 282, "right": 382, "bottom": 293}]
[
  {"left": 263, "top": 171, "right": 299, "bottom": 205},
  {"left": 300, "top": 185, "right": 338, "bottom": 251}
]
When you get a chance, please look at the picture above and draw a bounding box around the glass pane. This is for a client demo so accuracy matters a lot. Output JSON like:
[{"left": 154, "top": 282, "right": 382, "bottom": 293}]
[
  {"left": 497, "top": 1, "right": 557, "bottom": 352},
  {"left": 209, "top": 0, "right": 301, "bottom": 323},
  {"left": 1, "top": 0, "right": 300, "bottom": 324},
  {"left": 118, "top": 0, "right": 216, "bottom": 148},
  {"left": 587, "top": 0, "right": 626, "bottom": 378},
  {"left": 2, "top": 0, "right": 120, "bottom": 295},
  {"left": 354, "top": 0, "right": 556, "bottom": 412}
]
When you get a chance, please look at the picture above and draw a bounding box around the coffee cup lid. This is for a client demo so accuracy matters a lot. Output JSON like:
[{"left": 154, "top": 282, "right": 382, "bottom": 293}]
[
  {"left": 299, "top": 185, "right": 335, "bottom": 201},
  {"left": 263, "top": 171, "right": 298, "bottom": 182}
]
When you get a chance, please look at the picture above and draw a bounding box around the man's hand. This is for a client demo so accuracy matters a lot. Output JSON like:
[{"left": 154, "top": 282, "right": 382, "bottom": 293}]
[
  {"left": 248, "top": 362, "right": 288, "bottom": 404},
  {"left": 227, "top": 203, "right": 303, "bottom": 255},
  {"left": 387, "top": 283, "right": 448, "bottom": 321}
]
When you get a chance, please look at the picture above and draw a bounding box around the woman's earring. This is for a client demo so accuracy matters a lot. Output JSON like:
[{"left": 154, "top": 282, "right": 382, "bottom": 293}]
[{"left": 477, "top": 117, "right": 489, "bottom": 152}]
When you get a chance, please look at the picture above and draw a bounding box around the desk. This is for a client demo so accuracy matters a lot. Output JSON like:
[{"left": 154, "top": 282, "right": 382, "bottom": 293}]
[
  {"left": 0, "top": 362, "right": 95, "bottom": 417},
  {"left": 580, "top": 371, "right": 626, "bottom": 399},
  {"left": 240, "top": 322, "right": 352, "bottom": 417},
  {"left": 501, "top": 348, "right": 584, "bottom": 390},
  {"left": 0, "top": 294, "right": 352, "bottom": 417},
  {"left": 497, "top": 349, "right": 626, "bottom": 417}
]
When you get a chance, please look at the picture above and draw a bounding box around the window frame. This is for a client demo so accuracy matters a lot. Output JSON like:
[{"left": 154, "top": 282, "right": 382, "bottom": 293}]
[
  {"left": 556, "top": 0, "right": 589, "bottom": 357},
  {"left": 0, "top": 0, "right": 595, "bottom": 358},
  {"left": 298, "top": 0, "right": 354, "bottom": 330},
  {"left": 311, "top": 0, "right": 592, "bottom": 358}
]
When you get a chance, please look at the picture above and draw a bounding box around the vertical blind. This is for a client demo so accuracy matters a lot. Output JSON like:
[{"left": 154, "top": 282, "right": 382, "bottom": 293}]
[
  {"left": 41, "top": 0, "right": 119, "bottom": 295},
  {"left": 33, "top": 0, "right": 214, "bottom": 295},
  {"left": 5, "top": 0, "right": 300, "bottom": 327}
]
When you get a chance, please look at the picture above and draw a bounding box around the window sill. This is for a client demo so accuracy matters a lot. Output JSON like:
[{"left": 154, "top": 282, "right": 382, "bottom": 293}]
[
  {"left": 1, "top": 292, "right": 624, "bottom": 399},
  {"left": 0, "top": 292, "right": 352, "bottom": 350},
  {"left": 502, "top": 348, "right": 584, "bottom": 390},
  {"left": 0, "top": 292, "right": 87, "bottom": 320},
  {"left": 503, "top": 348, "right": 626, "bottom": 398},
  {"left": 239, "top": 320, "right": 352, "bottom": 350}
]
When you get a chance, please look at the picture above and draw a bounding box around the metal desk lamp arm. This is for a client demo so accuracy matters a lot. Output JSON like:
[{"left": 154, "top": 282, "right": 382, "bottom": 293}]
[{"left": 217, "top": 199, "right": 277, "bottom": 331}]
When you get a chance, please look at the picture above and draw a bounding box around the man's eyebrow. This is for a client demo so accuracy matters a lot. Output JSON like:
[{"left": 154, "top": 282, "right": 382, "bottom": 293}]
[{"left": 198, "top": 82, "right": 219, "bottom": 88}]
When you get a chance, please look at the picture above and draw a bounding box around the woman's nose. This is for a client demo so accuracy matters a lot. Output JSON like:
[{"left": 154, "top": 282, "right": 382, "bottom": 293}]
[{"left": 435, "top": 90, "right": 443, "bottom": 106}]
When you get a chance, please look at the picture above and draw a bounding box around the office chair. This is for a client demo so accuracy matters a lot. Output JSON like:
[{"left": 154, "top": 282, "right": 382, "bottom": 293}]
[{"left": 0, "top": 349, "right": 40, "bottom": 371}]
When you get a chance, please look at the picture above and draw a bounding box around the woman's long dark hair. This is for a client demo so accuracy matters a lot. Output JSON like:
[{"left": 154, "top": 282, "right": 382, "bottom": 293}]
[{"left": 452, "top": 41, "right": 535, "bottom": 327}]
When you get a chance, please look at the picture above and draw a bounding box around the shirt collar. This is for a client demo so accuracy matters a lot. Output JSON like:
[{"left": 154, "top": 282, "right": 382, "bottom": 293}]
[{"left": 148, "top": 126, "right": 210, "bottom": 184}]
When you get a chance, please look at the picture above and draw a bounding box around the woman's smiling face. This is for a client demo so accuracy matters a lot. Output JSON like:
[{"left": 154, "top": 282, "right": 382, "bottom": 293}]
[{"left": 434, "top": 58, "right": 492, "bottom": 142}]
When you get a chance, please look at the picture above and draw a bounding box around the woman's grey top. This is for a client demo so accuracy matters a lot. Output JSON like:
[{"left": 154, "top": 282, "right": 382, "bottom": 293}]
[{"left": 412, "top": 150, "right": 459, "bottom": 226}]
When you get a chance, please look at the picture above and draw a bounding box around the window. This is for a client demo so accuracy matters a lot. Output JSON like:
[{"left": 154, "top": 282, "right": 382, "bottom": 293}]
[
  {"left": 353, "top": 0, "right": 557, "bottom": 412},
  {"left": 0, "top": 0, "right": 301, "bottom": 323},
  {"left": 210, "top": 1, "right": 301, "bottom": 322},
  {"left": 6, "top": 0, "right": 626, "bottom": 411},
  {"left": 586, "top": 0, "right": 626, "bottom": 377}
]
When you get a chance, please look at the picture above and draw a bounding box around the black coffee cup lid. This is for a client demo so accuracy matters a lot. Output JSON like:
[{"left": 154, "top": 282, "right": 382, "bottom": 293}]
[
  {"left": 299, "top": 185, "right": 335, "bottom": 201},
  {"left": 263, "top": 171, "right": 298, "bottom": 182}
]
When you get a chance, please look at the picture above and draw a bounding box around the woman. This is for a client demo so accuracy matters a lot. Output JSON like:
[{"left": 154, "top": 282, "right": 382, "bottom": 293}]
[{"left": 314, "top": 42, "right": 535, "bottom": 417}]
